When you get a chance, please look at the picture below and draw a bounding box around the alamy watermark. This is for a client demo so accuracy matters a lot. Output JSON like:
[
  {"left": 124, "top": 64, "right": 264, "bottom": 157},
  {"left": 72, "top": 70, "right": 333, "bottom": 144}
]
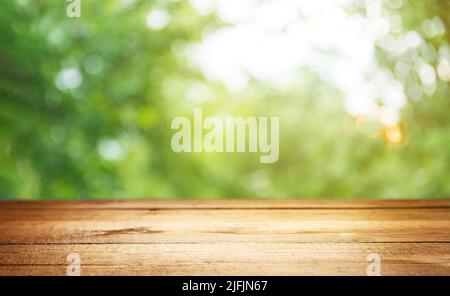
[
  {"left": 66, "top": 252, "right": 81, "bottom": 276},
  {"left": 170, "top": 109, "right": 279, "bottom": 164},
  {"left": 366, "top": 252, "right": 381, "bottom": 276},
  {"left": 66, "top": 0, "right": 81, "bottom": 18}
]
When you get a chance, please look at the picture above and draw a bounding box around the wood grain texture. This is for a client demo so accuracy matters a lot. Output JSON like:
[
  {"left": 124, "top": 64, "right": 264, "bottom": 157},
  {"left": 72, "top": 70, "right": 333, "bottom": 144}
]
[{"left": 0, "top": 200, "right": 449, "bottom": 275}]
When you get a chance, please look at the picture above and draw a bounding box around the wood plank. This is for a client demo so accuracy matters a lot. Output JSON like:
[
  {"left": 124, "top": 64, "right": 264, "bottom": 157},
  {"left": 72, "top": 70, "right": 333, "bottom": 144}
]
[
  {"left": 0, "top": 200, "right": 448, "bottom": 275},
  {"left": 0, "top": 243, "right": 448, "bottom": 275},
  {"left": 0, "top": 209, "right": 449, "bottom": 243}
]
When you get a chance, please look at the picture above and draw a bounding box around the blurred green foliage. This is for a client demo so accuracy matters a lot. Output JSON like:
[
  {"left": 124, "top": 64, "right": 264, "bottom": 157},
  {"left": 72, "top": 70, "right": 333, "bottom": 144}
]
[{"left": 0, "top": 0, "right": 449, "bottom": 199}]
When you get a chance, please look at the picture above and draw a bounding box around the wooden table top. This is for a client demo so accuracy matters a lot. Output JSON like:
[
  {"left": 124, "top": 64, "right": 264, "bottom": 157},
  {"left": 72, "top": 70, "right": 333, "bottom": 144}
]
[{"left": 1, "top": 200, "right": 449, "bottom": 275}]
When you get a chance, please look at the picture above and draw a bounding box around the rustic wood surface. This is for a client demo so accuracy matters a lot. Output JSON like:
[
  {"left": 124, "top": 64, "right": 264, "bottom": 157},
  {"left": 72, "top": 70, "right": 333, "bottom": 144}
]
[{"left": 0, "top": 200, "right": 449, "bottom": 275}]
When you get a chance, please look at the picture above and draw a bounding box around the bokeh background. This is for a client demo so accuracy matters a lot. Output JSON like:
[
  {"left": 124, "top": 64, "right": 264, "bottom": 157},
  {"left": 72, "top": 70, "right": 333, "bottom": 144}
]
[{"left": 1, "top": 0, "right": 449, "bottom": 200}]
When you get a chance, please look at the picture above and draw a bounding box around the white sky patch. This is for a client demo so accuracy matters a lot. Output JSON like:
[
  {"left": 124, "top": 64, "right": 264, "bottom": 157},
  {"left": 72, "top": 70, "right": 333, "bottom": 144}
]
[
  {"left": 345, "top": 85, "right": 377, "bottom": 117},
  {"left": 419, "top": 63, "right": 437, "bottom": 85},
  {"left": 437, "top": 58, "right": 450, "bottom": 81},
  {"left": 188, "top": 0, "right": 408, "bottom": 120},
  {"left": 55, "top": 67, "right": 82, "bottom": 91},
  {"left": 366, "top": 0, "right": 381, "bottom": 19},
  {"left": 422, "top": 16, "right": 446, "bottom": 38},
  {"left": 146, "top": 8, "right": 170, "bottom": 30},
  {"left": 379, "top": 107, "right": 399, "bottom": 126},
  {"left": 98, "top": 139, "right": 126, "bottom": 161}
]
